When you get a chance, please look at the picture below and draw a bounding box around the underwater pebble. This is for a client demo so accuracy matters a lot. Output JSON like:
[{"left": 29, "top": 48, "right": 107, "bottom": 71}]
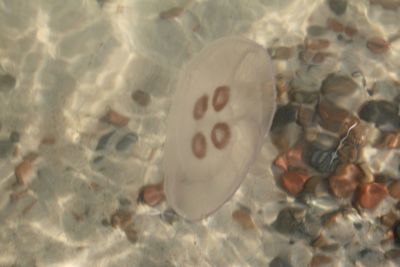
[
  {"left": 329, "top": 163, "right": 363, "bottom": 198},
  {"left": 281, "top": 169, "right": 310, "bottom": 196},
  {"left": 309, "top": 255, "right": 332, "bottom": 267},
  {"left": 232, "top": 208, "right": 256, "bottom": 230},
  {"left": 110, "top": 209, "right": 133, "bottom": 229},
  {"left": 138, "top": 183, "right": 165, "bottom": 207},
  {"left": 269, "top": 256, "right": 293, "bottom": 267},
  {"left": 380, "top": 211, "right": 398, "bottom": 227},
  {"left": 0, "top": 73, "right": 16, "bottom": 93},
  {"left": 326, "top": 18, "right": 344, "bottom": 32},
  {"left": 289, "top": 90, "right": 319, "bottom": 104},
  {"left": 338, "top": 143, "right": 359, "bottom": 163},
  {"left": 124, "top": 223, "right": 138, "bottom": 244},
  {"left": 274, "top": 146, "right": 305, "bottom": 171},
  {"left": 394, "top": 220, "right": 400, "bottom": 245},
  {"left": 102, "top": 109, "right": 130, "bottom": 127},
  {"left": 305, "top": 143, "right": 340, "bottom": 173},
  {"left": 367, "top": 37, "right": 390, "bottom": 54},
  {"left": 389, "top": 181, "right": 400, "bottom": 200},
  {"left": 300, "top": 176, "right": 330, "bottom": 200},
  {"left": 131, "top": 90, "right": 151, "bottom": 107},
  {"left": 357, "top": 182, "right": 388, "bottom": 209},
  {"left": 269, "top": 46, "right": 294, "bottom": 60},
  {"left": 378, "top": 131, "right": 400, "bottom": 148},
  {"left": 15, "top": 154, "right": 38, "bottom": 185},
  {"left": 358, "top": 100, "right": 399, "bottom": 127},
  {"left": 344, "top": 26, "right": 357, "bottom": 37},
  {"left": 271, "top": 104, "right": 298, "bottom": 131},
  {"left": 0, "top": 140, "right": 14, "bottom": 158},
  {"left": 320, "top": 74, "right": 358, "bottom": 97},
  {"left": 328, "top": 0, "right": 348, "bottom": 15},
  {"left": 385, "top": 248, "right": 400, "bottom": 260},
  {"left": 159, "top": 6, "right": 184, "bottom": 19},
  {"left": 115, "top": 132, "right": 138, "bottom": 151},
  {"left": 160, "top": 209, "right": 179, "bottom": 225},
  {"left": 318, "top": 99, "right": 359, "bottom": 134},
  {"left": 358, "top": 249, "right": 386, "bottom": 267},
  {"left": 41, "top": 136, "right": 56, "bottom": 145},
  {"left": 306, "top": 39, "right": 330, "bottom": 50},
  {"left": 297, "top": 106, "right": 316, "bottom": 127},
  {"left": 307, "top": 25, "right": 328, "bottom": 36},
  {"left": 9, "top": 131, "right": 20, "bottom": 143},
  {"left": 95, "top": 130, "right": 115, "bottom": 151}
]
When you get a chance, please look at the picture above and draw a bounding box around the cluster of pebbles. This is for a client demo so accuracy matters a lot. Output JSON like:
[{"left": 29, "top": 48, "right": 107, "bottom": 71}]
[{"left": 105, "top": 1, "right": 400, "bottom": 266}]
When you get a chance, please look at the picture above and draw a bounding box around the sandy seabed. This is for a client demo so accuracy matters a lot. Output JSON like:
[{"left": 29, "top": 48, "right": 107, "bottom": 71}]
[{"left": 0, "top": 0, "right": 400, "bottom": 266}]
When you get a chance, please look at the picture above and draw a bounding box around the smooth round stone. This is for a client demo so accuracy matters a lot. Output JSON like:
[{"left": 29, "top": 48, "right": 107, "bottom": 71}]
[
  {"left": 357, "top": 182, "right": 388, "bottom": 209},
  {"left": 115, "top": 132, "right": 138, "bottom": 151},
  {"left": 367, "top": 37, "right": 390, "bottom": 54},
  {"left": 329, "top": 163, "right": 362, "bottom": 198},
  {"left": 268, "top": 46, "right": 294, "bottom": 60},
  {"left": 328, "top": 0, "right": 347, "bottom": 15},
  {"left": 320, "top": 73, "right": 358, "bottom": 97},
  {"left": 305, "top": 143, "right": 340, "bottom": 173},
  {"left": 132, "top": 90, "right": 151, "bottom": 107},
  {"left": 358, "top": 100, "right": 399, "bottom": 127},
  {"left": 0, "top": 74, "right": 16, "bottom": 93}
]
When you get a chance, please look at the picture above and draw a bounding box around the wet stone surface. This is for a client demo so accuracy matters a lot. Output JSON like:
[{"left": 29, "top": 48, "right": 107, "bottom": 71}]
[
  {"left": 271, "top": 104, "right": 299, "bottom": 131},
  {"left": 328, "top": 0, "right": 348, "bottom": 15},
  {"left": 115, "top": 132, "right": 138, "bottom": 151},
  {"left": 358, "top": 100, "right": 400, "bottom": 128},
  {"left": 320, "top": 73, "right": 358, "bottom": 97},
  {"left": 305, "top": 143, "right": 340, "bottom": 173},
  {"left": 132, "top": 90, "right": 151, "bottom": 107},
  {"left": 95, "top": 130, "right": 115, "bottom": 151},
  {"left": 269, "top": 256, "right": 293, "bottom": 267}
]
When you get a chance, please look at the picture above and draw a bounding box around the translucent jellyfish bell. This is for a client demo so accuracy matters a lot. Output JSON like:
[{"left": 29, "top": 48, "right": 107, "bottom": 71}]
[{"left": 163, "top": 37, "right": 276, "bottom": 221}]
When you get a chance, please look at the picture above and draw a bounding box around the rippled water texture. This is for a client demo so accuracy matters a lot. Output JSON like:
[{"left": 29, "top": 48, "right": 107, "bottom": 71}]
[{"left": 0, "top": 0, "right": 400, "bottom": 266}]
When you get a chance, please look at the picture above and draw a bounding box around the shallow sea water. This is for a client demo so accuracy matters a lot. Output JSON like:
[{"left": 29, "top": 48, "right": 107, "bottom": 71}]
[{"left": 0, "top": 0, "right": 400, "bottom": 266}]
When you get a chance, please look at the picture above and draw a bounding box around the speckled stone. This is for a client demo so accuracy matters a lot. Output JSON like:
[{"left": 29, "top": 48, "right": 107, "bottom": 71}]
[
  {"left": 358, "top": 100, "right": 399, "bottom": 127},
  {"left": 328, "top": 0, "right": 348, "bottom": 15},
  {"left": 0, "top": 73, "right": 16, "bottom": 93}
]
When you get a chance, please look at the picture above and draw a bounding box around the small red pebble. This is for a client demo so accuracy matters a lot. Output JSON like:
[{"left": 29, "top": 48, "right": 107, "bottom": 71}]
[
  {"left": 344, "top": 26, "right": 357, "bottom": 37},
  {"left": 102, "top": 109, "right": 130, "bottom": 127},
  {"left": 274, "top": 146, "right": 304, "bottom": 171},
  {"left": 367, "top": 37, "right": 390, "bottom": 54},
  {"left": 281, "top": 169, "right": 310, "bottom": 196},
  {"left": 327, "top": 18, "right": 344, "bottom": 32},
  {"left": 358, "top": 182, "right": 388, "bottom": 209},
  {"left": 138, "top": 182, "right": 165, "bottom": 207}
]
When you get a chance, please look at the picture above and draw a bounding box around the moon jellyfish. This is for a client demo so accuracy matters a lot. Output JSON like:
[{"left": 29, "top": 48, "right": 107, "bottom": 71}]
[{"left": 163, "top": 36, "right": 276, "bottom": 221}]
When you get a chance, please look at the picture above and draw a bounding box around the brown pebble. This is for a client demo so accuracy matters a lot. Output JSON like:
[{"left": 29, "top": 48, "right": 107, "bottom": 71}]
[
  {"left": 378, "top": 131, "right": 400, "bottom": 149},
  {"left": 110, "top": 209, "right": 133, "bottom": 229},
  {"left": 131, "top": 90, "right": 151, "bottom": 107},
  {"left": 367, "top": 37, "right": 390, "bottom": 54},
  {"left": 357, "top": 182, "right": 388, "bottom": 209},
  {"left": 297, "top": 106, "right": 316, "bottom": 127},
  {"left": 232, "top": 209, "right": 256, "bottom": 230},
  {"left": 137, "top": 182, "right": 165, "bottom": 207},
  {"left": 389, "top": 181, "right": 400, "bottom": 200},
  {"left": 159, "top": 7, "right": 184, "bottom": 19},
  {"left": 329, "top": 164, "right": 363, "bottom": 198},
  {"left": 318, "top": 99, "right": 359, "bottom": 135},
  {"left": 312, "top": 52, "right": 331, "bottom": 64},
  {"left": 322, "top": 210, "right": 343, "bottom": 227},
  {"left": 326, "top": 18, "right": 344, "bottom": 32},
  {"left": 41, "top": 136, "right": 56, "bottom": 145},
  {"left": 281, "top": 169, "right": 310, "bottom": 196},
  {"left": 311, "top": 234, "right": 329, "bottom": 247},
  {"left": 380, "top": 211, "right": 398, "bottom": 227},
  {"left": 15, "top": 155, "right": 38, "bottom": 185},
  {"left": 344, "top": 26, "right": 357, "bottom": 37},
  {"left": 385, "top": 249, "right": 400, "bottom": 260},
  {"left": 321, "top": 74, "right": 358, "bottom": 97},
  {"left": 306, "top": 39, "right": 330, "bottom": 50},
  {"left": 102, "top": 109, "right": 129, "bottom": 127},
  {"left": 124, "top": 223, "right": 138, "bottom": 243},
  {"left": 274, "top": 146, "right": 304, "bottom": 171},
  {"left": 310, "top": 255, "right": 332, "bottom": 267}
]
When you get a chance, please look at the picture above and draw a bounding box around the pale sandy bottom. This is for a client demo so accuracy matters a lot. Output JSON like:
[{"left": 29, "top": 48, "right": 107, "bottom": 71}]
[{"left": 0, "top": 0, "right": 400, "bottom": 266}]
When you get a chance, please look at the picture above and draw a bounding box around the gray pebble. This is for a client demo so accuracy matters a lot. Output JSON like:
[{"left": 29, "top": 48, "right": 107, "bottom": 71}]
[
  {"left": 358, "top": 100, "right": 400, "bottom": 128},
  {"left": 132, "top": 90, "right": 151, "bottom": 107},
  {"left": 0, "top": 74, "right": 16, "bottom": 93},
  {"left": 115, "top": 132, "right": 138, "bottom": 151},
  {"left": 307, "top": 25, "right": 327, "bottom": 37},
  {"left": 328, "top": 0, "right": 347, "bottom": 16},
  {"left": 0, "top": 140, "right": 14, "bottom": 158},
  {"left": 9, "top": 131, "right": 20, "bottom": 143},
  {"left": 271, "top": 104, "right": 298, "bottom": 131},
  {"left": 305, "top": 143, "right": 340, "bottom": 174},
  {"left": 95, "top": 130, "right": 115, "bottom": 151},
  {"left": 270, "top": 256, "right": 293, "bottom": 267},
  {"left": 289, "top": 91, "right": 319, "bottom": 104}
]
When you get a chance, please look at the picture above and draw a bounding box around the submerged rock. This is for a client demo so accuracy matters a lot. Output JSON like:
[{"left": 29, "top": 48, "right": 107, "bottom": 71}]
[
  {"left": 328, "top": 0, "right": 348, "bottom": 15},
  {"left": 358, "top": 100, "right": 399, "bottom": 127}
]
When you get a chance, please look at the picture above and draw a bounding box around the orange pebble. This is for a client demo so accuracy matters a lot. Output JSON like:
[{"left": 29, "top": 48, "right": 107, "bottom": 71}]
[
  {"left": 138, "top": 183, "right": 165, "bottom": 207},
  {"left": 282, "top": 169, "right": 310, "bottom": 196},
  {"left": 102, "top": 109, "right": 130, "bottom": 127},
  {"left": 357, "top": 182, "right": 388, "bottom": 209},
  {"left": 306, "top": 39, "right": 330, "bottom": 50},
  {"left": 327, "top": 18, "right": 344, "bottom": 32}
]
